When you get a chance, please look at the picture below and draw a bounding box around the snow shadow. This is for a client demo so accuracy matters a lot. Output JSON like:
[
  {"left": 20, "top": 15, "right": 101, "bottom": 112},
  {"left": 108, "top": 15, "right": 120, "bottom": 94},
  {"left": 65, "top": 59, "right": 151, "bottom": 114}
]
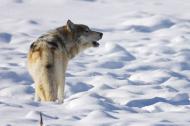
[
  {"left": 124, "top": 19, "right": 175, "bottom": 33},
  {"left": 0, "top": 33, "right": 12, "bottom": 43},
  {"left": 78, "top": 0, "right": 97, "bottom": 2},
  {"left": 126, "top": 93, "right": 190, "bottom": 108},
  {"left": 67, "top": 82, "right": 93, "bottom": 94},
  {"left": 65, "top": 82, "right": 94, "bottom": 98},
  {"left": 0, "top": 71, "right": 33, "bottom": 84},
  {"left": 0, "top": 101, "right": 22, "bottom": 108}
]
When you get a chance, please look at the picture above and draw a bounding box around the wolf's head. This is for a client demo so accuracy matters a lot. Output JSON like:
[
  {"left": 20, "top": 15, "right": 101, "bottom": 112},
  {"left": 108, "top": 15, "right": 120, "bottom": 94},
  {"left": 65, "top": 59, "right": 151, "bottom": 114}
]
[{"left": 66, "top": 20, "right": 103, "bottom": 48}]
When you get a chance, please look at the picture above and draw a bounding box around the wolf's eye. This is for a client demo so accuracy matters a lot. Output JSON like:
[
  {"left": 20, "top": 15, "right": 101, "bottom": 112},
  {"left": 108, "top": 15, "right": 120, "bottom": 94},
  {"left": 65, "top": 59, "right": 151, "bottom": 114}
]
[
  {"left": 84, "top": 28, "right": 90, "bottom": 33},
  {"left": 85, "top": 30, "right": 89, "bottom": 33}
]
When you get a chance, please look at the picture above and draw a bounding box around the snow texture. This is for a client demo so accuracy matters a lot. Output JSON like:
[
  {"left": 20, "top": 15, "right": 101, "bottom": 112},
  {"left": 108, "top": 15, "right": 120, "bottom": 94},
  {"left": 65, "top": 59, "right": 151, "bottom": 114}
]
[{"left": 0, "top": 0, "right": 190, "bottom": 126}]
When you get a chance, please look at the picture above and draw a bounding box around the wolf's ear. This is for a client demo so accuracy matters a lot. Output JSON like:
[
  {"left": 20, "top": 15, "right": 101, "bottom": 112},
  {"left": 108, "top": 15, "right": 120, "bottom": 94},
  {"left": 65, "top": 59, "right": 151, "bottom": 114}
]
[{"left": 67, "top": 20, "right": 75, "bottom": 32}]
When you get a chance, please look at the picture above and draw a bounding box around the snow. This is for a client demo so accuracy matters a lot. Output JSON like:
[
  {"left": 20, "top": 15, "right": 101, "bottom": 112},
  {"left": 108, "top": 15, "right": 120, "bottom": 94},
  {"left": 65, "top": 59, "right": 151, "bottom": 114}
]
[{"left": 0, "top": 0, "right": 190, "bottom": 126}]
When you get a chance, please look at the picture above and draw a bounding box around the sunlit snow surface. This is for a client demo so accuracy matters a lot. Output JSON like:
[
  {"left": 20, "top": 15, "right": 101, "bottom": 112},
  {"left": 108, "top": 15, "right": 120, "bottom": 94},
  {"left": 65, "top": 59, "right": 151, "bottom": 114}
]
[{"left": 0, "top": 0, "right": 190, "bottom": 125}]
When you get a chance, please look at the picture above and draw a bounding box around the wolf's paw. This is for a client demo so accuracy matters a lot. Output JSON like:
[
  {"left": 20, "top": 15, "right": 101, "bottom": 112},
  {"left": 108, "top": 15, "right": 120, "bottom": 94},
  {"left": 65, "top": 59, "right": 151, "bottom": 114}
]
[
  {"left": 34, "top": 96, "right": 40, "bottom": 102},
  {"left": 57, "top": 99, "right": 64, "bottom": 104}
]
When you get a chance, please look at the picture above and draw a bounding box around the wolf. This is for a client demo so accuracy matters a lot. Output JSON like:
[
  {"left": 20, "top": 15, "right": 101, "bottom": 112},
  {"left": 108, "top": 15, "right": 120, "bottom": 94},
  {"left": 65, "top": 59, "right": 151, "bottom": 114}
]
[{"left": 27, "top": 20, "right": 103, "bottom": 103}]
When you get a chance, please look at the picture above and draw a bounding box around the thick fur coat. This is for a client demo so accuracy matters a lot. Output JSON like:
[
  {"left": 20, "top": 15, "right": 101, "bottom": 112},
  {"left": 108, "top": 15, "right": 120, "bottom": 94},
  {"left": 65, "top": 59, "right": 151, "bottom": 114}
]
[{"left": 27, "top": 20, "right": 103, "bottom": 103}]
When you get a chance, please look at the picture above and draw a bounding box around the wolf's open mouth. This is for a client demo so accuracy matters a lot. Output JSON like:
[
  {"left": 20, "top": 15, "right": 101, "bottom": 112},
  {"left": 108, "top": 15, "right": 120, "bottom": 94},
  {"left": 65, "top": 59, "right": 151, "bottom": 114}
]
[{"left": 92, "top": 41, "right": 100, "bottom": 47}]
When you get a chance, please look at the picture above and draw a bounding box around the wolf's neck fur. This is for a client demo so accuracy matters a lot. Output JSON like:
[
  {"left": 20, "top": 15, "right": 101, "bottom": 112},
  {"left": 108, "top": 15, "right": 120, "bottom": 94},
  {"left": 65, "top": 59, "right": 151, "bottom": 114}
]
[
  {"left": 56, "top": 26, "right": 73, "bottom": 45},
  {"left": 56, "top": 26, "right": 80, "bottom": 59}
]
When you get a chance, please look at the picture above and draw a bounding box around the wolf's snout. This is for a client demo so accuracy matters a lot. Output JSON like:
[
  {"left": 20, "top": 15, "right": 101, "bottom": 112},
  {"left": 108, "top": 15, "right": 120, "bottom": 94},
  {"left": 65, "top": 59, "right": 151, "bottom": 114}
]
[{"left": 99, "top": 32, "right": 103, "bottom": 38}]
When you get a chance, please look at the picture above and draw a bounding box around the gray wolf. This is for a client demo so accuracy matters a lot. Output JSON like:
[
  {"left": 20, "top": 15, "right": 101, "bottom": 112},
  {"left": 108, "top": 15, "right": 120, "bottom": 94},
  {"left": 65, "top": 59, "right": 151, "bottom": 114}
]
[{"left": 27, "top": 20, "right": 103, "bottom": 103}]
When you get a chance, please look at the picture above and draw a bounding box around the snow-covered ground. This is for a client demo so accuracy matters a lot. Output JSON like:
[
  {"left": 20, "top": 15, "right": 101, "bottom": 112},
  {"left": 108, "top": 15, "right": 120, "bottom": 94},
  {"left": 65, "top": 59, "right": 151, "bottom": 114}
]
[{"left": 0, "top": 0, "right": 190, "bottom": 125}]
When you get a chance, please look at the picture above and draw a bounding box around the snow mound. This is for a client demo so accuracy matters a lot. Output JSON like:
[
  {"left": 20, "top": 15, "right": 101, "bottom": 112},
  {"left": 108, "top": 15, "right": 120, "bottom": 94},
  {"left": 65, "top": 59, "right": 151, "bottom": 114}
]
[
  {"left": 129, "top": 70, "right": 170, "bottom": 84},
  {"left": 103, "top": 43, "right": 135, "bottom": 61},
  {"left": 121, "top": 16, "right": 175, "bottom": 32},
  {"left": 78, "top": 110, "right": 117, "bottom": 125},
  {"left": 25, "top": 111, "right": 58, "bottom": 120},
  {"left": 126, "top": 93, "right": 190, "bottom": 108},
  {"left": 0, "top": 85, "right": 34, "bottom": 99},
  {"left": 143, "top": 102, "right": 186, "bottom": 112}
]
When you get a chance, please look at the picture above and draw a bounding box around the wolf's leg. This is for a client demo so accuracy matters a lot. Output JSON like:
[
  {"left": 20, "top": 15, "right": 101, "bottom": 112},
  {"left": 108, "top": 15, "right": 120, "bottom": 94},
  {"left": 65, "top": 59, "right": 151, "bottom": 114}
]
[
  {"left": 35, "top": 84, "right": 47, "bottom": 101},
  {"left": 34, "top": 90, "right": 40, "bottom": 102},
  {"left": 34, "top": 82, "right": 41, "bottom": 101},
  {"left": 57, "top": 79, "right": 64, "bottom": 104},
  {"left": 54, "top": 51, "right": 67, "bottom": 104},
  {"left": 57, "top": 69, "right": 66, "bottom": 104}
]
